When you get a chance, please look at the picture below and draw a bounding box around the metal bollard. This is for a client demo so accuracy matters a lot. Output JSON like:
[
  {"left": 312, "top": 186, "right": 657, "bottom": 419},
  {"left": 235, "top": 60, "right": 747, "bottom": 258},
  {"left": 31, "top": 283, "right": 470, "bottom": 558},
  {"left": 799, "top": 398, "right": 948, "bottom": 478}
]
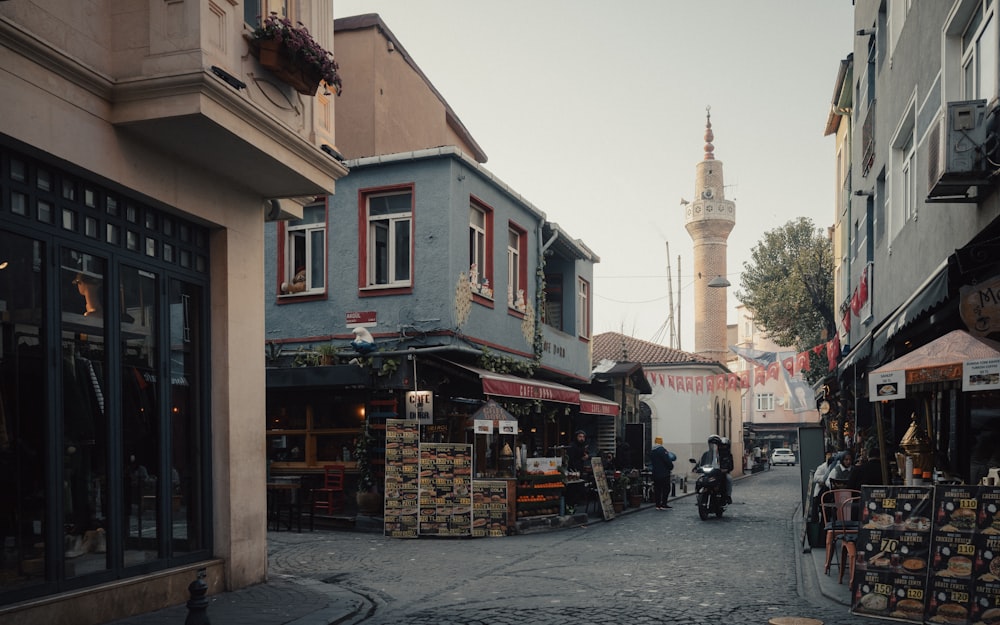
[{"left": 185, "top": 568, "right": 210, "bottom": 625}]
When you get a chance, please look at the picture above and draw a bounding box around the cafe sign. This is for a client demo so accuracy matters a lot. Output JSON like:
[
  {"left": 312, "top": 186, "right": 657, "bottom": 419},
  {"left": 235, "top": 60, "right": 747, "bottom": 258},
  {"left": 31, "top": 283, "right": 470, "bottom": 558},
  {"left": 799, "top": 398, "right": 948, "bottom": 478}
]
[
  {"left": 960, "top": 274, "right": 1000, "bottom": 338},
  {"left": 405, "top": 390, "right": 433, "bottom": 424},
  {"left": 963, "top": 357, "right": 1000, "bottom": 391},
  {"left": 869, "top": 370, "right": 906, "bottom": 402}
]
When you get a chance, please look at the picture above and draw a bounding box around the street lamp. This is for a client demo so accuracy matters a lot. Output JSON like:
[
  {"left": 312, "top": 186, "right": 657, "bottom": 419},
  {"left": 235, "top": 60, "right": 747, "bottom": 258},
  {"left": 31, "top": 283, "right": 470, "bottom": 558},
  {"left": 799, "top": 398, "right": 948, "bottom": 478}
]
[{"left": 707, "top": 275, "right": 731, "bottom": 288}]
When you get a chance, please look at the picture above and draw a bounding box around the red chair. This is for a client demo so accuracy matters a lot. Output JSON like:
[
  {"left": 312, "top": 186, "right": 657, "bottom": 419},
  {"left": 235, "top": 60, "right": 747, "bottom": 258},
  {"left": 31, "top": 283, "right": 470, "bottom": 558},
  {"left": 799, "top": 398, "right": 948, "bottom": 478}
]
[
  {"left": 821, "top": 488, "right": 860, "bottom": 574},
  {"left": 312, "top": 465, "right": 346, "bottom": 514}
]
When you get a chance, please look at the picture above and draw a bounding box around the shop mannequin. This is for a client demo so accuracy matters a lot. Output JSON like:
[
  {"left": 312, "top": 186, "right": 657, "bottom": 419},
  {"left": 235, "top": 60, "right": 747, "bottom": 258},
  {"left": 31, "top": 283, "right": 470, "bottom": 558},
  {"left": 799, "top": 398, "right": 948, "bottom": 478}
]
[{"left": 74, "top": 273, "right": 103, "bottom": 317}]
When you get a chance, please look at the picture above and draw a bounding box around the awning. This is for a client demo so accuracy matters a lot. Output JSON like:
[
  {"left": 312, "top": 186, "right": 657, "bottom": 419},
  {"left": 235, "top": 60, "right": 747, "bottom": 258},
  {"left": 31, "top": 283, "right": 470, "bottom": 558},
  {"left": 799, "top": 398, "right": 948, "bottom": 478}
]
[
  {"left": 872, "top": 262, "right": 950, "bottom": 357},
  {"left": 838, "top": 331, "right": 873, "bottom": 373},
  {"left": 871, "top": 329, "right": 1000, "bottom": 384},
  {"left": 578, "top": 392, "right": 620, "bottom": 416},
  {"left": 447, "top": 361, "right": 580, "bottom": 404},
  {"left": 266, "top": 364, "right": 370, "bottom": 388}
]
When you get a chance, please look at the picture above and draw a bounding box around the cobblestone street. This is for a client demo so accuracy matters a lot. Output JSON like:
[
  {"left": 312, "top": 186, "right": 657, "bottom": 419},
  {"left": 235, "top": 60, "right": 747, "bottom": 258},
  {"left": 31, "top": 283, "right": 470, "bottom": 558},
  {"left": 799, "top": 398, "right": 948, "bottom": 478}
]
[{"left": 265, "top": 467, "right": 863, "bottom": 625}]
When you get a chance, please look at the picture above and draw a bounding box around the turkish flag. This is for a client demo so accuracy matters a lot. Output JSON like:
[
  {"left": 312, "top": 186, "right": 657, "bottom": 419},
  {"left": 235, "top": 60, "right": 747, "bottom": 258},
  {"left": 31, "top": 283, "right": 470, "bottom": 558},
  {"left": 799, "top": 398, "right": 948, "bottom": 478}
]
[
  {"left": 667, "top": 375, "right": 674, "bottom": 389},
  {"left": 659, "top": 373, "right": 665, "bottom": 387},
  {"left": 843, "top": 308, "right": 851, "bottom": 333},
  {"left": 795, "top": 351, "right": 810, "bottom": 373},
  {"left": 706, "top": 376, "right": 714, "bottom": 393},
  {"left": 696, "top": 377, "right": 704, "bottom": 394},
  {"left": 813, "top": 344, "right": 824, "bottom": 355},
  {"left": 729, "top": 373, "right": 739, "bottom": 390},
  {"left": 685, "top": 376, "right": 694, "bottom": 393},
  {"left": 739, "top": 371, "right": 750, "bottom": 388},
  {"left": 782, "top": 357, "right": 794, "bottom": 377},
  {"left": 859, "top": 265, "right": 869, "bottom": 307},
  {"left": 826, "top": 335, "right": 841, "bottom": 370},
  {"left": 850, "top": 288, "right": 861, "bottom": 316},
  {"left": 754, "top": 365, "right": 766, "bottom": 385},
  {"left": 767, "top": 362, "right": 779, "bottom": 382}
]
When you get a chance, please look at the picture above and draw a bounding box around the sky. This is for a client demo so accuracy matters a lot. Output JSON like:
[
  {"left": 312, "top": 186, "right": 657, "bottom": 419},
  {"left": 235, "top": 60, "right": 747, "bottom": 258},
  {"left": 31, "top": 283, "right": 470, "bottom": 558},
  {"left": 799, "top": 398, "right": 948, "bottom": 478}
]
[{"left": 333, "top": 0, "right": 855, "bottom": 351}]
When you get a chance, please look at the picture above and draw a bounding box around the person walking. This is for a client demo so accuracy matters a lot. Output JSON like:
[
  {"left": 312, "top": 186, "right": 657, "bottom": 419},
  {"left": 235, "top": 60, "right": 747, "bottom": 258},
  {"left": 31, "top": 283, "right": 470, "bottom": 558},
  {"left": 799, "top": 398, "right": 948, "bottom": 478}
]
[{"left": 650, "top": 437, "right": 675, "bottom": 510}]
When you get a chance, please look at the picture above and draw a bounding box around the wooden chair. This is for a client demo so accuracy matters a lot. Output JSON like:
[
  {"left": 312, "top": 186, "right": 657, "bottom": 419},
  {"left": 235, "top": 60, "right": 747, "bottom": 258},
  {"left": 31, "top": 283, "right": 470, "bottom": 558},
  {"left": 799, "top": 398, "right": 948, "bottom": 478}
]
[
  {"left": 312, "top": 465, "right": 346, "bottom": 515},
  {"left": 821, "top": 488, "right": 860, "bottom": 574},
  {"left": 837, "top": 495, "right": 861, "bottom": 585}
]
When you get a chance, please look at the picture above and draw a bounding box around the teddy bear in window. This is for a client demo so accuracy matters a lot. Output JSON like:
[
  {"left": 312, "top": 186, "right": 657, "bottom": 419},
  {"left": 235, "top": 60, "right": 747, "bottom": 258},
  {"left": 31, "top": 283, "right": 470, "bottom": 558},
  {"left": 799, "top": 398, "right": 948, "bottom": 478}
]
[{"left": 281, "top": 267, "right": 307, "bottom": 294}]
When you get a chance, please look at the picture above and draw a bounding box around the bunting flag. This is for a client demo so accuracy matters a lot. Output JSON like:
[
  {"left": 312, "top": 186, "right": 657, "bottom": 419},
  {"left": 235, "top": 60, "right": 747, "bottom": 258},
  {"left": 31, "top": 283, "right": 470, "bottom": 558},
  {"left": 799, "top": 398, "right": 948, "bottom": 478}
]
[
  {"left": 706, "top": 376, "right": 714, "bottom": 393},
  {"left": 695, "top": 377, "right": 704, "bottom": 394},
  {"left": 766, "top": 362, "right": 780, "bottom": 382},
  {"left": 842, "top": 308, "right": 851, "bottom": 333},
  {"left": 658, "top": 373, "right": 665, "bottom": 387},
  {"left": 826, "top": 335, "right": 841, "bottom": 370},
  {"left": 716, "top": 374, "right": 726, "bottom": 391},
  {"left": 795, "top": 351, "right": 811, "bottom": 373},
  {"left": 685, "top": 376, "right": 694, "bottom": 392},
  {"left": 729, "top": 373, "right": 739, "bottom": 390},
  {"left": 754, "top": 365, "right": 766, "bottom": 385},
  {"left": 739, "top": 371, "right": 750, "bottom": 388},
  {"left": 812, "top": 344, "right": 824, "bottom": 355},
  {"left": 782, "top": 356, "right": 795, "bottom": 376},
  {"left": 667, "top": 375, "right": 675, "bottom": 389}
]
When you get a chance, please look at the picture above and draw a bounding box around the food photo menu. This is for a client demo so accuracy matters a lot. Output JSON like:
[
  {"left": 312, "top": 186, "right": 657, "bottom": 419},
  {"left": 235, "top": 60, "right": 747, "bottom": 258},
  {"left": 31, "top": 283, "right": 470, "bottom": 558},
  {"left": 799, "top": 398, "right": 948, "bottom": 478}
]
[
  {"left": 418, "top": 443, "right": 473, "bottom": 537},
  {"left": 383, "top": 419, "right": 420, "bottom": 538},
  {"left": 852, "top": 486, "right": 934, "bottom": 622},
  {"left": 850, "top": 485, "right": 1000, "bottom": 624}
]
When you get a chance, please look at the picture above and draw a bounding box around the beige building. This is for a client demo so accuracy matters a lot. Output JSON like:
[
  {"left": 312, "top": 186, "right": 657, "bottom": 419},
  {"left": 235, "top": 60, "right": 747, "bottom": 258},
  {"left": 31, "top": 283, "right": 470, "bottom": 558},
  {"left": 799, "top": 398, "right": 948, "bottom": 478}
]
[{"left": 0, "top": 2, "right": 347, "bottom": 623}]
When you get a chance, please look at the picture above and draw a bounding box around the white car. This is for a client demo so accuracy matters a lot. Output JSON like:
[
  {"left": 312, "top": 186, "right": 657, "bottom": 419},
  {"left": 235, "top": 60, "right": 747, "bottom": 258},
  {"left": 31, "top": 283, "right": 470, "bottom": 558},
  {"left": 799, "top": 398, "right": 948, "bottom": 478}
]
[{"left": 771, "top": 448, "right": 796, "bottom": 466}]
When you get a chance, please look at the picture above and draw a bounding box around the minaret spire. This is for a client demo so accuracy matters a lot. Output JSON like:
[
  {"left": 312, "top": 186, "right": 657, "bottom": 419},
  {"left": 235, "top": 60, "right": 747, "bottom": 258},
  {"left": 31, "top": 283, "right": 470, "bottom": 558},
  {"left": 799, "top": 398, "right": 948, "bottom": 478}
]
[{"left": 703, "top": 105, "right": 715, "bottom": 161}]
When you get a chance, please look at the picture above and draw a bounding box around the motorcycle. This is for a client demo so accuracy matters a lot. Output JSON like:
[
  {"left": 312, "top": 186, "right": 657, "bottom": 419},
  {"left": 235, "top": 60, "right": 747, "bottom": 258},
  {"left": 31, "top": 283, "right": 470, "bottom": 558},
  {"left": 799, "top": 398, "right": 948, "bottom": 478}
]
[{"left": 689, "top": 458, "right": 728, "bottom": 520}]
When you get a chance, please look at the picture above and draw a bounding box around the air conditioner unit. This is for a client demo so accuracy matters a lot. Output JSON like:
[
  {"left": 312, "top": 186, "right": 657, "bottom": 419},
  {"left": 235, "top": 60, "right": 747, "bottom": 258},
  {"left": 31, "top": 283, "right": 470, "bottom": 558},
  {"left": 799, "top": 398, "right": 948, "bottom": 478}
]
[{"left": 927, "top": 99, "right": 990, "bottom": 201}]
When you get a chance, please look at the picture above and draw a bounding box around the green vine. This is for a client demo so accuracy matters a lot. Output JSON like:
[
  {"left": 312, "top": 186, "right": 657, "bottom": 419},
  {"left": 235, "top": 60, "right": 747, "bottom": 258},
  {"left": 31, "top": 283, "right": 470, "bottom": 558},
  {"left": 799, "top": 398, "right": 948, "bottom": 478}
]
[
  {"left": 478, "top": 347, "right": 537, "bottom": 377},
  {"left": 354, "top": 422, "right": 376, "bottom": 493}
]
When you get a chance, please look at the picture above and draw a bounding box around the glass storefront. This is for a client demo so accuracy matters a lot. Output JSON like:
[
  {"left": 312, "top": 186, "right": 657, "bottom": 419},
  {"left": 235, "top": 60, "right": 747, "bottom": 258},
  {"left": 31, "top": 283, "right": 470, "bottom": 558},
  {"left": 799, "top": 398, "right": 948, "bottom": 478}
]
[{"left": 0, "top": 144, "right": 211, "bottom": 604}]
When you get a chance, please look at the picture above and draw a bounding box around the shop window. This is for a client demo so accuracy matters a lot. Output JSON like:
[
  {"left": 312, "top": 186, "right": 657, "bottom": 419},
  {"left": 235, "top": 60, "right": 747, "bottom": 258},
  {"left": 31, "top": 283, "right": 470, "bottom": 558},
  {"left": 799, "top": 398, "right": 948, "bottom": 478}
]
[
  {"left": 279, "top": 202, "right": 327, "bottom": 297},
  {"left": 266, "top": 392, "right": 367, "bottom": 469},
  {"left": 360, "top": 187, "right": 412, "bottom": 293}
]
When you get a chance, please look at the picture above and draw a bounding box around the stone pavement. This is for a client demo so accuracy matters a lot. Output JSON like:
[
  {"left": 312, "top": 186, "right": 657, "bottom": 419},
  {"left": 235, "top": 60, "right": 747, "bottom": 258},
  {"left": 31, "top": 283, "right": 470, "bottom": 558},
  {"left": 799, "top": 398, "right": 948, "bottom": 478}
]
[{"left": 107, "top": 468, "right": 862, "bottom": 625}]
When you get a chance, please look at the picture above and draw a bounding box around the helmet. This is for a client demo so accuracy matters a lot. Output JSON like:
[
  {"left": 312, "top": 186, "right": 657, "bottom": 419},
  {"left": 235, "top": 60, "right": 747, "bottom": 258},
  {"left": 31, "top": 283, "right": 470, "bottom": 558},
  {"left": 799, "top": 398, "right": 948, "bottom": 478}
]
[
  {"left": 718, "top": 437, "right": 732, "bottom": 451},
  {"left": 707, "top": 435, "right": 723, "bottom": 446},
  {"left": 720, "top": 437, "right": 730, "bottom": 446}
]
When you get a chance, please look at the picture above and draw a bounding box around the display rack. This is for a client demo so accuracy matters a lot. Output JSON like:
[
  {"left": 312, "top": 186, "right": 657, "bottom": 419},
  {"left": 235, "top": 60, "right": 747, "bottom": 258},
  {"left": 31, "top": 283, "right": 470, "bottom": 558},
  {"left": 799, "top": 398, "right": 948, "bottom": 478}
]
[{"left": 515, "top": 473, "right": 564, "bottom": 518}]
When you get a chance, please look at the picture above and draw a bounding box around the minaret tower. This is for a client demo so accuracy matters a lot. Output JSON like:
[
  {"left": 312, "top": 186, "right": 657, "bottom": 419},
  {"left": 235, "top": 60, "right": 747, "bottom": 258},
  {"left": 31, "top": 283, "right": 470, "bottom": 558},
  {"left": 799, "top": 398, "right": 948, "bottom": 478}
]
[{"left": 684, "top": 106, "right": 735, "bottom": 364}]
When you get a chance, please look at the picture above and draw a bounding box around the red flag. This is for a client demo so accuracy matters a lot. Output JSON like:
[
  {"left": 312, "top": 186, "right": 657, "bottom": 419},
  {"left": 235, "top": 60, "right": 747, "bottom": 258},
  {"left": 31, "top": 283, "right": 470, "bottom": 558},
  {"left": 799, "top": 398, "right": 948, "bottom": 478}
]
[
  {"left": 729, "top": 373, "right": 739, "bottom": 389},
  {"left": 767, "top": 362, "right": 779, "bottom": 382},
  {"left": 826, "top": 335, "right": 841, "bottom": 370},
  {"left": 754, "top": 365, "right": 765, "bottom": 385},
  {"left": 795, "top": 351, "right": 810, "bottom": 373},
  {"left": 695, "top": 377, "right": 704, "bottom": 394},
  {"left": 859, "top": 265, "right": 869, "bottom": 307},
  {"left": 782, "top": 356, "right": 794, "bottom": 376},
  {"left": 659, "top": 373, "right": 665, "bottom": 387},
  {"left": 685, "top": 376, "right": 694, "bottom": 392},
  {"left": 739, "top": 371, "right": 750, "bottom": 388},
  {"left": 812, "top": 344, "right": 824, "bottom": 355},
  {"left": 716, "top": 374, "right": 726, "bottom": 391},
  {"left": 850, "top": 288, "right": 861, "bottom": 316},
  {"left": 706, "top": 376, "right": 714, "bottom": 393},
  {"left": 842, "top": 308, "right": 851, "bottom": 333},
  {"left": 667, "top": 375, "right": 674, "bottom": 389}
]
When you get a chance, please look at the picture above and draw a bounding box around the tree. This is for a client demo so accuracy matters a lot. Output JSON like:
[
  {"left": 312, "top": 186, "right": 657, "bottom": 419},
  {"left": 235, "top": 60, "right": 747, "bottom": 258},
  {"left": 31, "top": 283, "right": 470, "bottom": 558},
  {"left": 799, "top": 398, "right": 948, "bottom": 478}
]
[{"left": 736, "top": 217, "right": 836, "bottom": 376}]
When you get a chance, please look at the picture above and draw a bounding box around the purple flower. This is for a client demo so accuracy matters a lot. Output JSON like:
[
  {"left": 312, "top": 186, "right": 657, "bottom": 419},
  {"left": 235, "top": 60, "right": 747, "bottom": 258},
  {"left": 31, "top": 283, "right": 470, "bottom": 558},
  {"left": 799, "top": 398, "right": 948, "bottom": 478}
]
[{"left": 251, "top": 13, "right": 342, "bottom": 95}]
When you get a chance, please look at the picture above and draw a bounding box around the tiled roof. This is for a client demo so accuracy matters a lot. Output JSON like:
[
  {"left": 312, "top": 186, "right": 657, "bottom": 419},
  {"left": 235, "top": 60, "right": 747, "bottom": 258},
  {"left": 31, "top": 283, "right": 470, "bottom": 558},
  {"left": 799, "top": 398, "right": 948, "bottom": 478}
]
[{"left": 592, "top": 332, "right": 717, "bottom": 366}]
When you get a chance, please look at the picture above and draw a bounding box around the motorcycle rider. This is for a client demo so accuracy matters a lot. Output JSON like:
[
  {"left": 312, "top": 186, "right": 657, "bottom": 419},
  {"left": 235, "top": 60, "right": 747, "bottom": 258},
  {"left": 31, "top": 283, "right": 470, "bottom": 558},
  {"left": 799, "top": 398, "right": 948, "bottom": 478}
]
[{"left": 698, "top": 435, "right": 733, "bottom": 504}]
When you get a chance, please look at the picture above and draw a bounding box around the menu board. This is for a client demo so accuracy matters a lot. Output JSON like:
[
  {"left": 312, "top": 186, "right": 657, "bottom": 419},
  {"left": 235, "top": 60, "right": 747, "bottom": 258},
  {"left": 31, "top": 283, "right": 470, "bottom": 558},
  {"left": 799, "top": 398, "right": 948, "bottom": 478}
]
[
  {"left": 589, "top": 457, "right": 615, "bottom": 521},
  {"left": 852, "top": 486, "right": 933, "bottom": 622},
  {"left": 851, "top": 485, "right": 1000, "bottom": 624},
  {"left": 472, "top": 481, "right": 509, "bottom": 537},
  {"left": 383, "top": 419, "right": 420, "bottom": 538},
  {"left": 418, "top": 443, "right": 473, "bottom": 537}
]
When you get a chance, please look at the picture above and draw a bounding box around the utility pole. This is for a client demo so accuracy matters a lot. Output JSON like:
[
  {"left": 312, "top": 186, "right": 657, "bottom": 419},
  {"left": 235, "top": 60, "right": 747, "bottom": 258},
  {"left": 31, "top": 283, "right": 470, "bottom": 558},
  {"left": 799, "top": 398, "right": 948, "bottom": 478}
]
[{"left": 665, "top": 242, "right": 677, "bottom": 349}]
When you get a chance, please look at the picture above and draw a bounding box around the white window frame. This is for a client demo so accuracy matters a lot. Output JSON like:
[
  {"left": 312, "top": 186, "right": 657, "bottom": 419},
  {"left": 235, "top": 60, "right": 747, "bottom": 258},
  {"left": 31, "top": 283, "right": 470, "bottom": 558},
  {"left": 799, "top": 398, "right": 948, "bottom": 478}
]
[
  {"left": 470, "top": 205, "right": 486, "bottom": 280},
  {"left": 888, "top": 96, "right": 916, "bottom": 242},
  {"left": 365, "top": 191, "right": 412, "bottom": 288},
  {"left": 282, "top": 203, "right": 326, "bottom": 296},
  {"left": 944, "top": 0, "right": 999, "bottom": 106},
  {"left": 576, "top": 277, "right": 591, "bottom": 339},
  {"left": 756, "top": 393, "right": 775, "bottom": 412},
  {"left": 506, "top": 227, "right": 521, "bottom": 309}
]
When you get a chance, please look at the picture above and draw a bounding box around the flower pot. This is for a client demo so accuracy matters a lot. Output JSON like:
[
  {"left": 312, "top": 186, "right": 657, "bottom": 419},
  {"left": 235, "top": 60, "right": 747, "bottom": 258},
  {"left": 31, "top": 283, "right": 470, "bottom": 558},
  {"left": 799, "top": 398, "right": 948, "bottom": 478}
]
[
  {"left": 628, "top": 494, "right": 643, "bottom": 508},
  {"left": 612, "top": 501, "right": 625, "bottom": 513},
  {"left": 356, "top": 491, "right": 383, "bottom": 515},
  {"left": 250, "top": 38, "right": 322, "bottom": 96}
]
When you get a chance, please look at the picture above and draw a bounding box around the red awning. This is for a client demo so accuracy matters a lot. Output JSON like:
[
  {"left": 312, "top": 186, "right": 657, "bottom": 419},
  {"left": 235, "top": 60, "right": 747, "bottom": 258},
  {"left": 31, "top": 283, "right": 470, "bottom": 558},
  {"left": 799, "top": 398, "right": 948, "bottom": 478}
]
[
  {"left": 578, "top": 392, "right": 620, "bottom": 416},
  {"left": 447, "top": 361, "right": 580, "bottom": 404}
]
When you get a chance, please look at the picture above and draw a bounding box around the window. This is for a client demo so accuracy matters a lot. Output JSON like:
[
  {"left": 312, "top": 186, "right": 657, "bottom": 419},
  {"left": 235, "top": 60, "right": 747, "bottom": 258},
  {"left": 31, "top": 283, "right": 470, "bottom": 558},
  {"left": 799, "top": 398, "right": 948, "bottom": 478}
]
[
  {"left": 362, "top": 188, "right": 412, "bottom": 290},
  {"left": 577, "top": 277, "right": 591, "bottom": 339},
  {"left": 469, "top": 200, "right": 493, "bottom": 299},
  {"left": 945, "top": 1, "right": 998, "bottom": 105},
  {"left": 543, "top": 273, "right": 563, "bottom": 330},
  {"left": 281, "top": 203, "right": 326, "bottom": 296},
  {"left": 756, "top": 393, "right": 775, "bottom": 412},
  {"left": 506, "top": 224, "right": 526, "bottom": 312},
  {"left": 889, "top": 102, "right": 915, "bottom": 242}
]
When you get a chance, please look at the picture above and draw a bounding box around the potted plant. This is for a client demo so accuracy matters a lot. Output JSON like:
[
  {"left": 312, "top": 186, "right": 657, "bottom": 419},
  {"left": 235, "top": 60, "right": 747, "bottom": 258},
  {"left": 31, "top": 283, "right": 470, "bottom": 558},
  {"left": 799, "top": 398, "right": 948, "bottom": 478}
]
[
  {"left": 316, "top": 343, "right": 337, "bottom": 366},
  {"left": 611, "top": 472, "right": 629, "bottom": 513},
  {"left": 246, "top": 13, "right": 343, "bottom": 96},
  {"left": 354, "top": 420, "right": 382, "bottom": 515}
]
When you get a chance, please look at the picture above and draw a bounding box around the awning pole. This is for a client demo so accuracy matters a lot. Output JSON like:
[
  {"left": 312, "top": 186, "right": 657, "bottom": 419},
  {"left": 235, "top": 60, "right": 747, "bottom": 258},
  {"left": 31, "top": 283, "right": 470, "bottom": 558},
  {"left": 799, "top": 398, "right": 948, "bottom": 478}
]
[{"left": 875, "top": 401, "right": 889, "bottom": 485}]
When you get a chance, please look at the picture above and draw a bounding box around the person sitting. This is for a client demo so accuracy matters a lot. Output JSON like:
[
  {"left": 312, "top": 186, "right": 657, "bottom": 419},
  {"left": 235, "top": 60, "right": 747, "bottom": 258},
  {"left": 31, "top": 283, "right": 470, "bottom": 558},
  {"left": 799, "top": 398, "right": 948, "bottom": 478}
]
[
  {"left": 698, "top": 435, "right": 733, "bottom": 504},
  {"left": 825, "top": 450, "right": 854, "bottom": 489},
  {"left": 847, "top": 447, "right": 883, "bottom": 490}
]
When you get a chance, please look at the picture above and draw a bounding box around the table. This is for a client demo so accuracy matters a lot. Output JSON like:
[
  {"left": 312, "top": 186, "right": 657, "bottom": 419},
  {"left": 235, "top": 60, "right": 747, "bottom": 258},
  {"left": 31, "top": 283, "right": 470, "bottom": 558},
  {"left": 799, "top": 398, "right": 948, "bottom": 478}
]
[{"left": 267, "top": 481, "right": 311, "bottom": 532}]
